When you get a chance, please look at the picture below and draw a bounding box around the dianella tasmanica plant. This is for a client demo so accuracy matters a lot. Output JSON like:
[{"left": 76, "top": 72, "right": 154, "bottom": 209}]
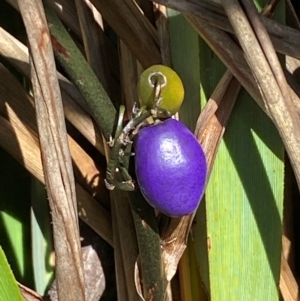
[{"left": 0, "top": 0, "right": 300, "bottom": 301}]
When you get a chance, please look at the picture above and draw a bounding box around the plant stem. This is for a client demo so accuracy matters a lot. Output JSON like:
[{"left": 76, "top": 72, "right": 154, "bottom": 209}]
[{"left": 105, "top": 108, "right": 152, "bottom": 191}]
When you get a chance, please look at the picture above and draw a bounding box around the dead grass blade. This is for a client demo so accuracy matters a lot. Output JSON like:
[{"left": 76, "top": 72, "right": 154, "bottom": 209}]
[
  {"left": 110, "top": 202, "right": 130, "bottom": 301},
  {"left": 18, "top": 283, "right": 49, "bottom": 301},
  {"left": 164, "top": 4, "right": 300, "bottom": 140},
  {"left": 187, "top": 14, "right": 265, "bottom": 110},
  {"left": 90, "top": 0, "right": 161, "bottom": 68},
  {"left": 280, "top": 235, "right": 299, "bottom": 300},
  {"left": 74, "top": 0, "right": 107, "bottom": 86},
  {"left": 153, "top": 0, "right": 300, "bottom": 60},
  {"left": 221, "top": 0, "right": 300, "bottom": 204},
  {"left": 280, "top": 254, "right": 299, "bottom": 301},
  {"left": 50, "top": 0, "right": 82, "bottom": 38},
  {"left": 195, "top": 71, "right": 240, "bottom": 171},
  {"left": 174, "top": 6, "right": 300, "bottom": 132},
  {"left": 110, "top": 190, "right": 140, "bottom": 301},
  {"left": 154, "top": 3, "right": 172, "bottom": 66},
  {"left": 16, "top": 1, "right": 85, "bottom": 299},
  {"left": 285, "top": 0, "right": 300, "bottom": 29},
  {"left": 0, "top": 27, "right": 105, "bottom": 154}
]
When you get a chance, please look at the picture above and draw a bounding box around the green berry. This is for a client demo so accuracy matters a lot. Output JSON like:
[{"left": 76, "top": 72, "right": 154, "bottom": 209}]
[{"left": 137, "top": 65, "right": 184, "bottom": 116}]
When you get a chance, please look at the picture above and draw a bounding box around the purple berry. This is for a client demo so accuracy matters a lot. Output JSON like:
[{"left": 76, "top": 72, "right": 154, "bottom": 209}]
[{"left": 134, "top": 118, "right": 207, "bottom": 217}]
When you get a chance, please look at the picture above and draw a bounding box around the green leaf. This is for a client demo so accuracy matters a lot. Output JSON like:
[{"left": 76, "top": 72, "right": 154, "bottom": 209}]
[
  {"left": 0, "top": 246, "right": 24, "bottom": 301},
  {"left": 193, "top": 42, "right": 284, "bottom": 300},
  {"left": 0, "top": 148, "right": 33, "bottom": 286},
  {"left": 31, "top": 177, "right": 54, "bottom": 295},
  {"left": 168, "top": 4, "right": 285, "bottom": 299},
  {"left": 196, "top": 90, "right": 284, "bottom": 299},
  {"left": 168, "top": 10, "right": 201, "bottom": 132}
]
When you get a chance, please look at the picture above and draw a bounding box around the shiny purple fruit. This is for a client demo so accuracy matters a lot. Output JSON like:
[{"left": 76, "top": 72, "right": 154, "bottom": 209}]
[{"left": 134, "top": 118, "right": 207, "bottom": 217}]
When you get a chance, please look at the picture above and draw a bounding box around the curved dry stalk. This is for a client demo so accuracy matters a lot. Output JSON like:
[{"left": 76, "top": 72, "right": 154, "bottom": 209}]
[
  {"left": 280, "top": 254, "right": 299, "bottom": 300},
  {"left": 189, "top": 14, "right": 265, "bottom": 109},
  {"left": 18, "top": 283, "right": 49, "bottom": 301},
  {"left": 90, "top": 0, "right": 161, "bottom": 68},
  {"left": 185, "top": 11, "right": 300, "bottom": 121},
  {"left": 221, "top": 0, "right": 300, "bottom": 202},
  {"left": 5, "top": 0, "right": 82, "bottom": 38},
  {"left": 151, "top": 0, "right": 300, "bottom": 121},
  {"left": 17, "top": 1, "right": 85, "bottom": 300},
  {"left": 280, "top": 234, "right": 299, "bottom": 300},
  {"left": 0, "top": 27, "right": 105, "bottom": 154},
  {"left": 153, "top": 0, "right": 300, "bottom": 60},
  {"left": 0, "top": 26, "right": 88, "bottom": 110}
]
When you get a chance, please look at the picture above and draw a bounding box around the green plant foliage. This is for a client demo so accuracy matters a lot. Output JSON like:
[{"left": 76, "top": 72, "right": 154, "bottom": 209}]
[
  {"left": 0, "top": 148, "right": 34, "bottom": 287},
  {"left": 168, "top": 6, "right": 285, "bottom": 299},
  {"left": 31, "top": 178, "right": 54, "bottom": 295},
  {"left": 197, "top": 90, "right": 284, "bottom": 299},
  {"left": 168, "top": 10, "right": 200, "bottom": 132},
  {"left": 193, "top": 37, "right": 284, "bottom": 301},
  {"left": 0, "top": 246, "right": 24, "bottom": 301}
]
